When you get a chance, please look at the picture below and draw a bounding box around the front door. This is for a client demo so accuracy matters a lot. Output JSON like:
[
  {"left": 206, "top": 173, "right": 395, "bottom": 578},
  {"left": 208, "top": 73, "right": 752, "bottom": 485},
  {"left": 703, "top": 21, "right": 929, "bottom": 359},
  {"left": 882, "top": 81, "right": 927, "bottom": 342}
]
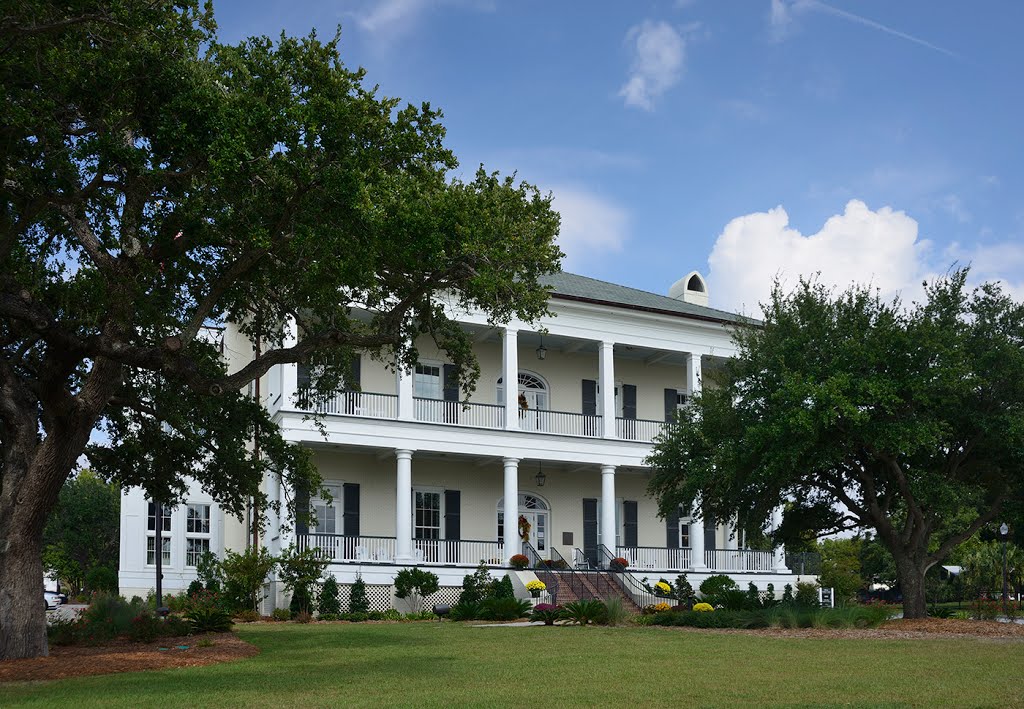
[
  {"left": 518, "top": 510, "right": 549, "bottom": 559},
  {"left": 519, "top": 389, "right": 547, "bottom": 431}
]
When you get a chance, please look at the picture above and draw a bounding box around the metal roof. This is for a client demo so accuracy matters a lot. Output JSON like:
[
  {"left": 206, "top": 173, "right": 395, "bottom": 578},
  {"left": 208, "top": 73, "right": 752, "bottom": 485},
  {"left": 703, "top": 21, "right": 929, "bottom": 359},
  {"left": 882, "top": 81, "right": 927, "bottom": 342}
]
[{"left": 540, "top": 271, "right": 753, "bottom": 325}]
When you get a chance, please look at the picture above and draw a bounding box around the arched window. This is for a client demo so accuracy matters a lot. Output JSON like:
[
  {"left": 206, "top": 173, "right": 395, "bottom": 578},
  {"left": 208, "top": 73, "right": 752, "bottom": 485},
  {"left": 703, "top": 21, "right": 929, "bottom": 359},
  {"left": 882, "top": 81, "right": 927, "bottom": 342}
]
[
  {"left": 496, "top": 371, "right": 550, "bottom": 410},
  {"left": 687, "top": 274, "right": 705, "bottom": 292}
]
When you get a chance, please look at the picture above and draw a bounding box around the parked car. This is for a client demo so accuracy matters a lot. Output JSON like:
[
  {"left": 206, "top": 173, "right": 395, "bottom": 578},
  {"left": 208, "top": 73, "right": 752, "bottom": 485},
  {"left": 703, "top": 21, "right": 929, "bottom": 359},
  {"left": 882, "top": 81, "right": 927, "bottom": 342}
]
[{"left": 44, "top": 590, "right": 63, "bottom": 611}]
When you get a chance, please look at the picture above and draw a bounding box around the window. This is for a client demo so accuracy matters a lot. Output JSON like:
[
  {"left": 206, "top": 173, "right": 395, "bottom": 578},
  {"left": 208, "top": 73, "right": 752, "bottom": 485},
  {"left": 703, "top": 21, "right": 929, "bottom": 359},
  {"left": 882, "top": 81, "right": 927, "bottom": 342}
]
[
  {"left": 678, "top": 519, "right": 691, "bottom": 549},
  {"left": 311, "top": 491, "right": 339, "bottom": 535},
  {"left": 146, "top": 502, "right": 172, "bottom": 566},
  {"left": 676, "top": 391, "right": 688, "bottom": 412},
  {"left": 185, "top": 503, "right": 212, "bottom": 567},
  {"left": 413, "top": 364, "right": 442, "bottom": 399},
  {"left": 497, "top": 372, "right": 550, "bottom": 410},
  {"left": 414, "top": 490, "right": 442, "bottom": 540}
]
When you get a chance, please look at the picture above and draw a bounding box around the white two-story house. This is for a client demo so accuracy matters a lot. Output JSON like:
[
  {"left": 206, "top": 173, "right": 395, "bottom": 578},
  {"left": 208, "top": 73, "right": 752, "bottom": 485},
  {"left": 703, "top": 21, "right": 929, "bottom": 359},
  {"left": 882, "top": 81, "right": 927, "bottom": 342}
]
[{"left": 119, "top": 271, "right": 807, "bottom": 608}]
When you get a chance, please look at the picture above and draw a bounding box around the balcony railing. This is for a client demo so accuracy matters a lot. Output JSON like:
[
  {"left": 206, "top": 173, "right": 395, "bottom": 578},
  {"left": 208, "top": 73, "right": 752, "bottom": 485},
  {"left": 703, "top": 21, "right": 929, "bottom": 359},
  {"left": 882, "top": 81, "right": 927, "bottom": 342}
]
[
  {"left": 615, "top": 417, "right": 665, "bottom": 442},
  {"left": 616, "top": 545, "right": 691, "bottom": 571},
  {"left": 525, "top": 409, "right": 602, "bottom": 437},
  {"left": 296, "top": 534, "right": 504, "bottom": 566},
  {"left": 297, "top": 534, "right": 396, "bottom": 563},
  {"left": 705, "top": 549, "right": 776, "bottom": 572},
  {"left": 413, "top": 398, "right": 505, "bottom": 429},
  {"left": 300, "top": 390, "right": 398, "bottom": 419},
  {"left": 413, "top": 538, "right": 504, "bottom": 566}
]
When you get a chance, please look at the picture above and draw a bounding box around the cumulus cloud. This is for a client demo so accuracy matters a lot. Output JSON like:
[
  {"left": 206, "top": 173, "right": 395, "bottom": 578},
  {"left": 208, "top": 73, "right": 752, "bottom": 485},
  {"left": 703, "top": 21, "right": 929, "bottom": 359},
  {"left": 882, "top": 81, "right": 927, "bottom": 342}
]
[
  {"left": 550, "top": 186, "right": 629, "bottom": 271},
  {"left": 619, "top": 20, "right": 687, "bottom": 111},
  {"left": 707, "top": 200, "right": 932, "bottom": 314}
]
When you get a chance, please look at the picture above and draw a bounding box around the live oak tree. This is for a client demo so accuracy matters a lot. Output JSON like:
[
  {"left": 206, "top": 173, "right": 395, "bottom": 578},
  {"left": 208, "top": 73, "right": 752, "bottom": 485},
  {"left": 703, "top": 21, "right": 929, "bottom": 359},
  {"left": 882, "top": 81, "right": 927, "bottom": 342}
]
[
  {"left": 647, "top": 271, "right": 1024, "bottom": 619},
  {"left": 0, "top": 1, "right": 561, "bottom": 659}
]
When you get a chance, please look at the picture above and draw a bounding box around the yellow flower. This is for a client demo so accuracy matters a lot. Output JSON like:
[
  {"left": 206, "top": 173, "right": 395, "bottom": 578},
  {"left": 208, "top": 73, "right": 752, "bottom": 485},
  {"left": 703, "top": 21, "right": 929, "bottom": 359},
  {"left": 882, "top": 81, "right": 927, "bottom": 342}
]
[
  {"left": 653, "top": 602, "right": 671, "bottom": 612},
  {"left": 654, "top": 581, "right": 672, "bottom": 594},
  {"left": 525, "top": 580, "right": 546, "bottom": 591},
  {"left": 693, "top": 602, "right": 714, "bottom": 612}
]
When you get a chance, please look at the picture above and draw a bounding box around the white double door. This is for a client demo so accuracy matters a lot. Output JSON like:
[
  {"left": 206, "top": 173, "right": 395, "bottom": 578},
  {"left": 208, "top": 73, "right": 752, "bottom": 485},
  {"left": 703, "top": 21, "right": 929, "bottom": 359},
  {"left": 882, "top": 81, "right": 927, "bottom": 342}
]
[{"left": 518, "top": 509, "right": 549, "bottom": 557}]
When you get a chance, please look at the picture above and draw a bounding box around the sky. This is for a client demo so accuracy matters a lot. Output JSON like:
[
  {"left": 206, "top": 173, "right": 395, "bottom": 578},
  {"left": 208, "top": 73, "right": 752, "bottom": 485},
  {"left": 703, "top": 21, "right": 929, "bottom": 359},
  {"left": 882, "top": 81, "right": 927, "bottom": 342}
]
[{"left": 214, "top": 0, "right": 1024, "bottom": 316}]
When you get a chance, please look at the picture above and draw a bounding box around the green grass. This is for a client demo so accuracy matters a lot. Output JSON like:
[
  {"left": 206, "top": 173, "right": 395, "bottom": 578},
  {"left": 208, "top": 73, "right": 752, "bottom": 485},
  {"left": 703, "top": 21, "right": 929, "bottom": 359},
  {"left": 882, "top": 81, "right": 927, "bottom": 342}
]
[{"left": 3, "top": 622, "right": 1024, "bottom": 707}]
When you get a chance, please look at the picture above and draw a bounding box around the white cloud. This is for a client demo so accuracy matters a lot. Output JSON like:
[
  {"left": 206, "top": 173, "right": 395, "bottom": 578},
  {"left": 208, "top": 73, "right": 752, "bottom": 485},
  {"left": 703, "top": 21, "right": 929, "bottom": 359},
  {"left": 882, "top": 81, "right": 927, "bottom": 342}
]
[
  {"left": 550, "top": 186, "right": 629, "bottom": 271},
  {"left": 939, "top": 194, "right": 971, "bottom": 224},
  {"left": 707, "top": 200, "right": 931, "bottom": 314},
  {"left": 769, "top": 0, "right": 795, "bottom": 41},
  {"left": 350, "top": 0, "right": 494, "bottom": 43},
  {"left": 618, "top": 20, "right": 687, "bottom": 111}
]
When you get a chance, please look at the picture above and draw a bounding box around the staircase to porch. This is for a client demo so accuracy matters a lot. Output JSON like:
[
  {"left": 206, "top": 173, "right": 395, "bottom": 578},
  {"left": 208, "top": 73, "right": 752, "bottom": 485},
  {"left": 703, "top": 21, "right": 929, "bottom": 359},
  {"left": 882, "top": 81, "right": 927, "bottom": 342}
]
[{"left": 531, "top": 547, "right": 639, "bottom": 611}]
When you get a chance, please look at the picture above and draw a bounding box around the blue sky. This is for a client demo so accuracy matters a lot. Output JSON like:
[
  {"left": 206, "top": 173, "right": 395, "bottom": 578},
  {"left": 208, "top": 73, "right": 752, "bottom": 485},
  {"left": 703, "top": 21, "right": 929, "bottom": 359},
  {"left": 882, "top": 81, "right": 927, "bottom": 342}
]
[{"left": 215, "top": 0, "right": 1024, "bottom": 315}]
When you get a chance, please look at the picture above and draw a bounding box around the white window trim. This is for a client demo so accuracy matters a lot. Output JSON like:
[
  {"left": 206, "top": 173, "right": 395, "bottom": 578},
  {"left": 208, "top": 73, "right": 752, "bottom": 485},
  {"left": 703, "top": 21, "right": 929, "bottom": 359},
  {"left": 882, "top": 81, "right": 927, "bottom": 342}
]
[
  {"left": 145, "top": 501, "right": 173, "bottom": 568},
  {"left": 185, "top": 503, "right": 213, "bottom": 568},
  {"left": 310, "top": 484, "right": 342, "bottom": 536},
  {"left": 413, "top": 360, "right": 444, "bottom": 400},
  {"left": 413, "top": 486, "right": 444, "bottom": 540}
]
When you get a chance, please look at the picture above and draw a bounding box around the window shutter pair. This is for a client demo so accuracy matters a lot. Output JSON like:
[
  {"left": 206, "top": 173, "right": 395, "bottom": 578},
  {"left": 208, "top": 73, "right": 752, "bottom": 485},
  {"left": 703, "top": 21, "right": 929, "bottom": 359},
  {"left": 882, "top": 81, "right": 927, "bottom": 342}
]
[
  {"left": 583, "top": 380, "right": 637, "bottom": 418},
  {"left": 297, "top": 354, "right": 361, "bottom": 392}
]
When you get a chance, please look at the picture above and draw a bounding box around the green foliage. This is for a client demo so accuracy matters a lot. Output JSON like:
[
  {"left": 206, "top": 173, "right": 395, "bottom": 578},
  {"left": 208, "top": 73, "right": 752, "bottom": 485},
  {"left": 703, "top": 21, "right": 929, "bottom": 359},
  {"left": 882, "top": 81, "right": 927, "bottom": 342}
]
[
  {"left": 380, "top": 609, "right": 403, "bottom": 621},
  {"left": 85, "top": 566, "right": 118, "bottom": 595},
  {"left": 449, "top": 601, "right": 481, "bottom": 621},
  {"left": 961, "top": 541, "right": 1024, "bottom": 597},
  {"left": 647, "top": 605, "right": 894, "bottom": 630},
  {"left": 348, "top": 575, "right": 369, "bottom": 615},
  {"left": 459, "top": 562, "right": 494, "bottom": 605},
  {"left": 42, "top": 471, "right": 120, "bottom": 593},
  {"left": 673, "top": 574, "right": 696, "bottom": 605},
  {"left": 782, "top": 584, "right": 794, "bottom": 604},
  {"left": 319, "top": 576, "right": 341, "bottom": 617},
  {"left": 491, "top": 575, "right": 515, "bottom": 600},
  {"left": 477, "top": 597, "right": 532, "bottom": 621},
  {"left": 563, "top": 599, "right": 608, "bottom": 626},
  {"left": 128, "top": 612, "right": 164, "bottom": 643},
  {"left": 278, "top": 545, "right": 330, "bottom": 597},
  {"left": 187, "top": 580, "right": 205, "bottom": 597},
  {"left": 220, "top": 546, "right": 277, "bottom": 613},
  {"left": 819, "top": 537, "right": 865, "bottom": 603},
  {"left": 394, "top": 568, "right": 440, "bottom": 613},
  {"left": 186, "top": 599, "right": 234, "bottom": 633},
  {"left": 698, "top": 575, "right": 740, "bottom": 607},
  {"left": 235, "top": 609, "right": 261, "bottom": 623},
  {"left": 647, "top": 270, "right": 1024, "bottom": 618},
  {"left": 196, "top": 551, "right": 224, "bottom": 593},
  {"left": 530, "top": 603, "right": 564, "bottom": 626},
  {"left": 290, "top": 585, "right": 313, "bottom": 617},
  {"left": 795, "top": 582, "right": 820, "bottom": 608},
  {"left": 602, "top": 596, "right": 629, "bottom": 626},
  {"left": 271, "top": 608, "right": 291, "bottom": 622},
  {"left": 80, "top": 593, "right": 144, "bottom": 640}
]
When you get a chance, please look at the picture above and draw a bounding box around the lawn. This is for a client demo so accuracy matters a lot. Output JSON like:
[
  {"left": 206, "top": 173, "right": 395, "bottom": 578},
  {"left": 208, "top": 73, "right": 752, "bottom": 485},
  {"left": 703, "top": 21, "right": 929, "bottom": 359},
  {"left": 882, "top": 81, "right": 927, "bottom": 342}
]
[{"left": 3, "top": 622, "right": 1024, "bottom": 708}]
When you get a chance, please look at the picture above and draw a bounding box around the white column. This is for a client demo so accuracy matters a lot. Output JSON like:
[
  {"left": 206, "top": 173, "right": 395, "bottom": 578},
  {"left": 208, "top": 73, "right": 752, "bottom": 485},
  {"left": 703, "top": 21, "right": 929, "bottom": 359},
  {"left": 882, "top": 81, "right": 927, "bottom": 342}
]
[
  {"left": 502, "top": 457, "right": 520, "bottom": 562},
  {"left": 502, "top": 327, "right": 519, "bottom": 430},
  {"left": 772, "top": 505, "right": 789, "bottom": 572},
  {"left": 725, "top": 516, "right": 740, "bottom": 551},
  {"left": 396, "top": 361, "right": 414, "bottom": 420},
  {"left": 686, "top": 352, "right": 702, "bottom": 398},
  {"left": 281, "top": 315, "right": 298, "bottom": 408},
  {"left": 395, "top": 449, "right": 414, "bottom": 561},
  {"left": 600, "top": 465, "right": 616, "bottom": 555},
  {"left": 690, "top": 505, "right": 707, "bottom": 570},
  {"left": 599, "top": 341, "right": 616, "bottom": 438}
]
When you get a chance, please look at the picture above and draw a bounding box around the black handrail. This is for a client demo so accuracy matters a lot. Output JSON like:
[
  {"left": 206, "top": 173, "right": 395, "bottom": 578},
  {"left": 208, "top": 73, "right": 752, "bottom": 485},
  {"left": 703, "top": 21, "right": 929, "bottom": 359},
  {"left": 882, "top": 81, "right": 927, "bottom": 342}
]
[
  {"left": 521, "top": 542, "right": 559, "bottom": 604},
  {"left": 570, "top": 548, "right": 625, "bottom": 600},
  {"left": 551, "top": 547, "right": 600, "bottom": 601},
  {"left": 598, "top": 544, "right": 663, "bottom": 609}
]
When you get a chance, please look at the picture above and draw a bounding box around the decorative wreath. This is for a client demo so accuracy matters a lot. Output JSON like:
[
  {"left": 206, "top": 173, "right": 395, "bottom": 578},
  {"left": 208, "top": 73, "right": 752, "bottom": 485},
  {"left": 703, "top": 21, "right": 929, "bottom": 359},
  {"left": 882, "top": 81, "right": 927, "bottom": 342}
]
[{"left": 518, "top": 514, "right": 531, "bottom": 542}]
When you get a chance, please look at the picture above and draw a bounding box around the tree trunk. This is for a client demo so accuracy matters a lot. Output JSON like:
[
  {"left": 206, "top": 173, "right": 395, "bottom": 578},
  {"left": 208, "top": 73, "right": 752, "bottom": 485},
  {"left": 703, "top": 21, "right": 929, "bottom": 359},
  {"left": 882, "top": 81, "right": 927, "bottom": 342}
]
[
  {"left": 895, "top": 556, "right": 929, "bottom": 619},
  {"left": 0, "top": 516, "right": 49, "bottom": 659}
]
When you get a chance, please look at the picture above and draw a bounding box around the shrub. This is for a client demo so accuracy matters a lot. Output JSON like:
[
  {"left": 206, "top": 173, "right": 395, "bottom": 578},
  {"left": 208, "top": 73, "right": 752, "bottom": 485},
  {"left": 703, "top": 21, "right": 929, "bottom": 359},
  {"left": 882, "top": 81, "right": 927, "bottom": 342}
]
[
  {"left": 970, "top": 598, "right": 1001, "bottom": 621},
  {"left": 319, "top": 576, "right": 341, "bottom": 616},
  {"left": 644, "top": 602, "right": 672, "bottom": 614},
  {"left": 794, "top": 582, "right": 820, "bottom": 608},
  {"left": 186, "top": 604, "right": 234, "bottom": 633},
  {"left": 693, "top": 602, "right": 714, "bottom": 612},
  {"left": 746, "top": 583, "right": 762, "bottom": 610},
  {"left": 563, "top": 599, "right": 607, "bottom": 626},
  {"left": 380, "top": 609, "right": 402, "bottom": 621},
  {"left": 721, "top": 589, "right": 750, "bottom": 611},
  {"left": 348, "top": 575, "right": 369, "bottom": 615},
  {"left": 491, "top": 575, "right": 515, "bottom": 600},
  {"left": 782, "top": 584, "right": 794, "bottom": 604},
  {"left": 403, "top": 611, "right": 438, "bottom": 621},
  {"left": 699, "top": 575, "right": 739, "bottom": 607},
  {"left": 459, "top": 562, "right": 495, "bottom": 605},
  {"left": 319, "top": 613, "right": 340, "bottom": 621},
  {"left": 196, "top": 550, "right": 224, "bottom": 593},
  {"left": 162, "top": 615, "right": 193, "bottom": 637},
  {"left": 271, "top": 607, "right": 291, "bottom": 621},
  {"left": 368, "top": 611, "right": 384, "bottom": 621},
  {"left": 673, "top": 574, "right": 695, "bottom": 605},
  {"left": 603, "top": 596, "right": 628, "bottom": 626},
  {"left": 293, "top": 610, "right": 313, "bottom": 624},
  {"left": 235, "top": 609, "right": 260, "bottom": 623},
  {"left": 47, "top": 615, "right": 82, "bottom": 646},
  {"left": 128, "top": 612, "right": 162, "bottom": 643},
  {"left": 164, "top": 591, "right": 191, "bottom": 613},
  {"left": 449, "top": 601, "right": 482, "bottom": 621},
  {"left": 479, "top": 597, "right": 532, "bottom": 621},
  {"left": 187, "top": 579, "right": 205, "bottom": 597},
  {"left": 530, "top": 603, "right": 564, "bottom": 625},
  {"left": 290, "top": 584, "right": 313, "bottom": 617},
  {"left": 509, "top": 554, "right": 529, "bottom": 570},
  {"left": 221, "top": 546, "right": 277, "bottom": 613},
  {"left": 81, "top": 592, "right": 141, "bottom": 640},
  {"left": 85, "top": 565, "right": 118, "bottom": 594},
  {"left": 394, "top": 568, "right": 440, "bottom": 613},
  {"left": 950, "top": 610, "right": 971, "bottom": 620}
]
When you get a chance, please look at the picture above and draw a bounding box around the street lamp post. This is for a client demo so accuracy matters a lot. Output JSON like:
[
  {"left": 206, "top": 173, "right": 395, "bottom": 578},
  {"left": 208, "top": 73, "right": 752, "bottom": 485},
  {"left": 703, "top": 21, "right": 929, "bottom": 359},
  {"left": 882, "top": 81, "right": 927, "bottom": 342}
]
[{"left": 1000, "top": 522, "right": 1010, "bottom": 617}]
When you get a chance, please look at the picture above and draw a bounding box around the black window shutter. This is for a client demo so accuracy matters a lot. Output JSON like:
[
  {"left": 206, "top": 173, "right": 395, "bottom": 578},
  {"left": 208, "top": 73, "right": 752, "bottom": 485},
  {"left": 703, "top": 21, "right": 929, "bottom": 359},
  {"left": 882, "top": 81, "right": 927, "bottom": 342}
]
[
  {"left": 444, "top": 490, "right": 461, "bottom": 540},
  {"left": 622, "top": 384, "right": 637, "bottom": 419},
  {"left": 664, "top": 388, "right": 678, "bottom": 422},
  {"left": 295, "top": 482, "right": 310, "bottom": 536},
  {"left": 342, "top": 483, "right": 360, "bottom": 536},
  {"left": 704, "top": 516, "right": 717, "bottom": 551},
  {"left": 583, "top": 498, "right": 598, "bottom": 565},
  {"left": 349, "top": 354, "right": 361, "bottom": 390},
  {"left": 666, "top": 506, "right": 680, "bottom": 548},
  {"left": 623, "top": 501, "right": 638, "bottom": 547},
  {"left": 582, "top": 379, "right": 597, "bottom": 416},
  {"left": 297, "top": 363, "right": 311, "bottom": 391},
  {"left": 443, "top": 364, "right": 459, "bottom": 402}
]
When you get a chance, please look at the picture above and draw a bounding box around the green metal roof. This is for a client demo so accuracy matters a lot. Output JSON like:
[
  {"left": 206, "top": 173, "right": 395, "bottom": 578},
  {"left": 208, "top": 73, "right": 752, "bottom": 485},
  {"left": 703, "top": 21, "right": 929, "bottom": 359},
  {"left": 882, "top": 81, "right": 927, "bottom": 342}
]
[{"left": 540, "top": 271, "right": 752, "bottom": 325}]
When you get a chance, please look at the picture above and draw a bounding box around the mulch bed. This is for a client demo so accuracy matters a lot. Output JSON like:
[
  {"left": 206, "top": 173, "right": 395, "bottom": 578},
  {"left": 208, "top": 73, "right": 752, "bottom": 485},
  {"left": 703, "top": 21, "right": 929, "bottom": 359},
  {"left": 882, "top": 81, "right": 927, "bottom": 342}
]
[
  {"left": 0, "top": 632, "right": 259, "bottom": 683},
  {"left": 655, "top": 618, "right": 1024, "bottom": 641}
]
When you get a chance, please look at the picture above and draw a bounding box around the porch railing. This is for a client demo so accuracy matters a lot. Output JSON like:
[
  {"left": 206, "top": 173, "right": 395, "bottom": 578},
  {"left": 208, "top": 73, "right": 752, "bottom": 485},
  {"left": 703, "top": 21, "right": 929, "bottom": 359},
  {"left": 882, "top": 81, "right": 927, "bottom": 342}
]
[
  {"left": 615, "top": 417, "right": 665, "bottom": 442},
  {"left": 599, "top": 544, "right": 660, "bottom": 609},
  {"left": 413, "top": 538, "right": 504, "bottom": 566},
  {"left": 706, "top": 549, "right": 776, "bottom": 572},
  {"left": 297, "top": 534, "right": 396, "bottom": 563},
  {"left": 526, "top": 409, "right": 602, "bottom": 437},
  {"left": 615, "top": 546, "right": 691, "bottom": 572},
  {"left": 299, "top": 390, "right": 398, "bottom": 419},
  {"left": 522, "top": 542, "right": 559, "bottom": 604},
  {"left": 413, "top": 398, "right": 506, "bottom": 428}
]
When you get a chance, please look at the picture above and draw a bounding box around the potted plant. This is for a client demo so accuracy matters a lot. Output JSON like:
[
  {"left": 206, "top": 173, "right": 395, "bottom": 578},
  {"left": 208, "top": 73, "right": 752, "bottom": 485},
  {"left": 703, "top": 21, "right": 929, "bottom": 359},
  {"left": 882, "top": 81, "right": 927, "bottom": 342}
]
[
  {"left": 526, "top": 580, "right": 546, "bottom": 598},
  {"left": 509, "top": 554, "right": 530, "bottom": 570},
  {"left": 609, "top": 557, "right": 629, "bottom": 571}
]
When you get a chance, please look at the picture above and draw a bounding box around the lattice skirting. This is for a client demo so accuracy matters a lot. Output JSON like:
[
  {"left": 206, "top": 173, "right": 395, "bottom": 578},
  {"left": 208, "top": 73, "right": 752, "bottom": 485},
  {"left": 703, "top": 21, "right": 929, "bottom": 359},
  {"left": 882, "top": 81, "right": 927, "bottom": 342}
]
[{"left": 309, "top": 584, "right": 464, "bottom": 612}]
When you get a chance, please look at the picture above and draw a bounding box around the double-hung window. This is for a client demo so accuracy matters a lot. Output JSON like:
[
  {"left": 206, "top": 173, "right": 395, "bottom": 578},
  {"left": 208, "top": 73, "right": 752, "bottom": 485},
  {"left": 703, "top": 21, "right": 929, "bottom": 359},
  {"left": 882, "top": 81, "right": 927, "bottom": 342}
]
[
  {"left": 311, "top": 487, "right": 340, "bottom": 536},
  {"left": 185, "top": 503, "right": 212, "bottom": 567},
  {"left": 146, "top": 502, "right": 172, "bottom": 566},
  {"left": 413, "top": 364, "right": 442, "bottom": 400},
  {"left": 414, "top": 490, "right": 441, "bottom": 540}
]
